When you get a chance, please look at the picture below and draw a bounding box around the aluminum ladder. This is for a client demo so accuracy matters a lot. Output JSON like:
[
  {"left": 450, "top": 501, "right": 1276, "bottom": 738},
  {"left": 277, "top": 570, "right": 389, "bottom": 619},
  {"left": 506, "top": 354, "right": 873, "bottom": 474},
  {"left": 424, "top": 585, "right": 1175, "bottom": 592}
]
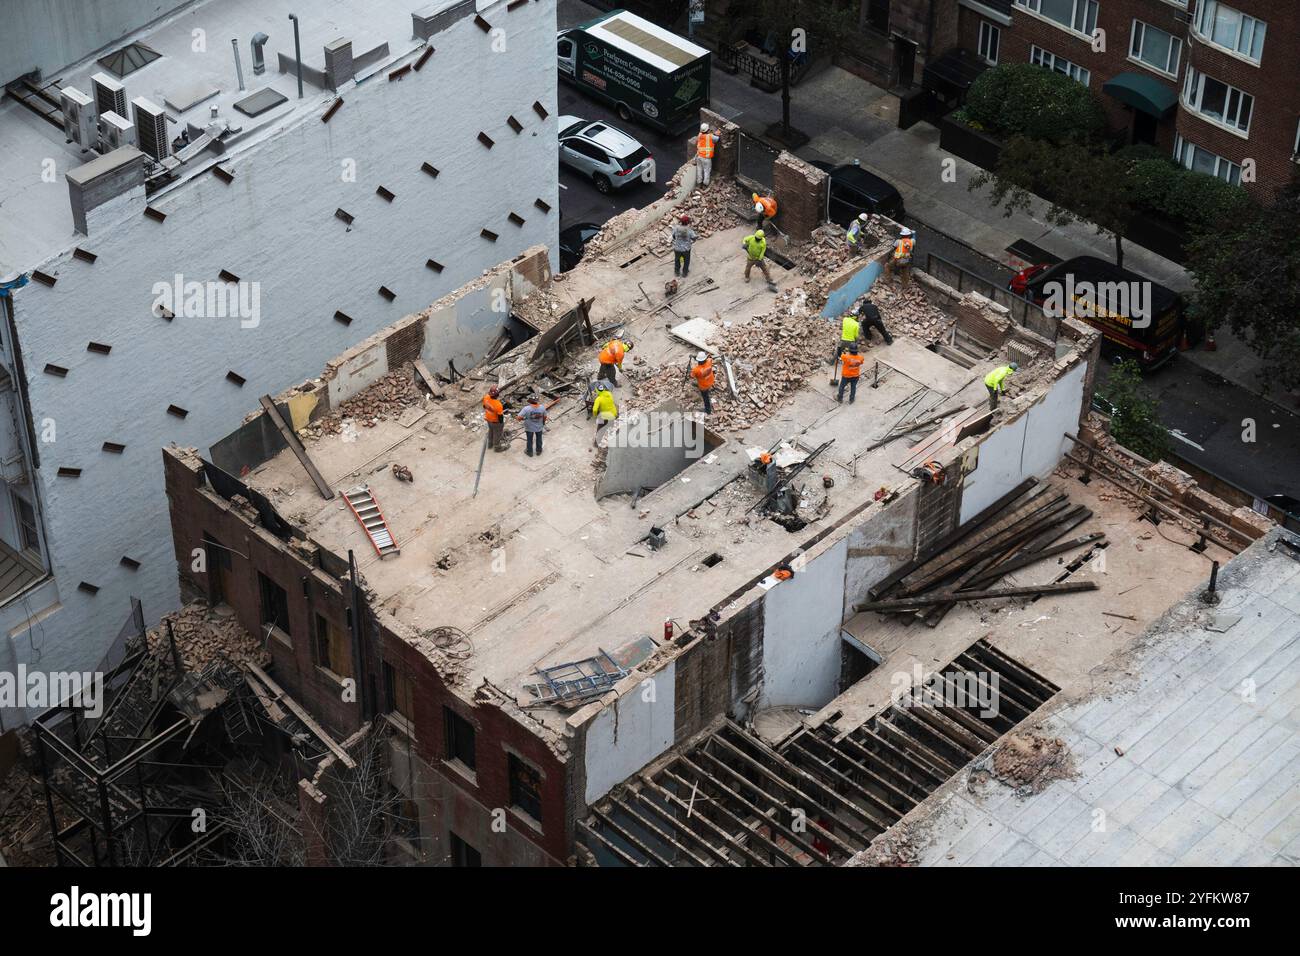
[{"left": 343, "top": 485, "right": 400, "bottom": 559}]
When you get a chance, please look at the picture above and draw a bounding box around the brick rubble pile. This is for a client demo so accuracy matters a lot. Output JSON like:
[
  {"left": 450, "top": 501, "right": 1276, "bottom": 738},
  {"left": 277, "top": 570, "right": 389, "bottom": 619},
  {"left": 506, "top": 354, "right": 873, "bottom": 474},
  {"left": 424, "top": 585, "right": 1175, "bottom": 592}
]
[
  {"left": 868, "top": 279, "right": 956, "bottom": 342},
  {"left": 146, "top": 601, "right": 271, "bottom": 671},
  {"left": 301, "top": 367, "right": 426, "bottom": 439},
  {"left": 584, "top": 166, "right": 745, "bottom": 262}
]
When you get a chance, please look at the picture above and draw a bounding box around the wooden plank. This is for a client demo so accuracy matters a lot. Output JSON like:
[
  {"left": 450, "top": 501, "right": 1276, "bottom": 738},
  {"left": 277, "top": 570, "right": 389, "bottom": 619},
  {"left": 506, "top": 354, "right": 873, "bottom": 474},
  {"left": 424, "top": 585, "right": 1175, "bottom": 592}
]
[
  {"left": 659, "top": 766, "right": 803, "bottom": 867},
  {"left": 246, "top": 663, "right": 354, "bottom": 769},
  {"left": 258, "top": 395, "right": 334, "bottom": 500},
  {"left": 856, "top": 580, "right": 1097, "bottom": 612},
  {"left": 412, "top": 359, "right": 444, "bottom": 398}
]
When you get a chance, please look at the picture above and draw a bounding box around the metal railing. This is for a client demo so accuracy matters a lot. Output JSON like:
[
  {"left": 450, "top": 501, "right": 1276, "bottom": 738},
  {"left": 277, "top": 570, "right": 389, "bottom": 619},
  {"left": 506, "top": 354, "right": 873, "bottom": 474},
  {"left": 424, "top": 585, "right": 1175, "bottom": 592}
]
[
  {"left": 919, "top": 252, "right": 1058, "bottom": 340},
  {"left": 736, "top": 131, "right": 780, "bottom": 190}
]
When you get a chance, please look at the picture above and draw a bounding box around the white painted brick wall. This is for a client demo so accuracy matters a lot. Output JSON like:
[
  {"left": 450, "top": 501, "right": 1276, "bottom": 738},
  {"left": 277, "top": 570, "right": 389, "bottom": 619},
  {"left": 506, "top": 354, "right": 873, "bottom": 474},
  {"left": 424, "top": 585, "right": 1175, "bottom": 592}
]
[{"left": 4, "top": 1, "right": 560, "bottom": 696}]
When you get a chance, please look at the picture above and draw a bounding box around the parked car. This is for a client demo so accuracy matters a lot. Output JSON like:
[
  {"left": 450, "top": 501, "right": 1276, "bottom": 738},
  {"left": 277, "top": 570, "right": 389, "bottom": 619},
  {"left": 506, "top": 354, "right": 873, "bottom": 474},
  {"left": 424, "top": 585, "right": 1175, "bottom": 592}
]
[
  {"left": 811, "top": 160, "right": 906, "bottom": 225},
  {"left": 1010, "top": 255, "right": 1186, "bottom": 370},
  {"left": 558, "top": 221, "right": 602, "bottom": 272},
  {"left": 558, "top": 115, "right": 654, "bottom": 194}
]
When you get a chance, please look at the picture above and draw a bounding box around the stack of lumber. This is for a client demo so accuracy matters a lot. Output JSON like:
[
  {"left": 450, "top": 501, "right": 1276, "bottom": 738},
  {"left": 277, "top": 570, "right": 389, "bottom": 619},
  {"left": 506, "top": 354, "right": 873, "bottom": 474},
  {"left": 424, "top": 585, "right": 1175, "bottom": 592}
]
[{"left": 856, "top": 478, "right": 1105, "bottom": 626}]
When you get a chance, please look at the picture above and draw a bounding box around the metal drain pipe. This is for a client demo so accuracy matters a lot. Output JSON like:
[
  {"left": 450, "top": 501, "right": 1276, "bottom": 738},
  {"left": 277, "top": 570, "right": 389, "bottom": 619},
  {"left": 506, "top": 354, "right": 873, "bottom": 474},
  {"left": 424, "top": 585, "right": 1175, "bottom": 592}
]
[{"left": 288, "top": 13, "right": 304, "bottom": 98}]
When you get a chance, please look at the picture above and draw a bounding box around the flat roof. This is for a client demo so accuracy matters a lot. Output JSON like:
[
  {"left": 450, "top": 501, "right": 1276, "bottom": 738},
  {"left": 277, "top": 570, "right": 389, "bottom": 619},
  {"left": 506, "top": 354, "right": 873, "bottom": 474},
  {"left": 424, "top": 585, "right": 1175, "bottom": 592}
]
[
  {"left": 585, "top": 10, "right": 709, "bottom": 74},
  {"left": 242, "top": 215, "right": 1071, "bottom": 735},
  {"left": 0, "top": 0, "right": 423, "bottom": 276}
]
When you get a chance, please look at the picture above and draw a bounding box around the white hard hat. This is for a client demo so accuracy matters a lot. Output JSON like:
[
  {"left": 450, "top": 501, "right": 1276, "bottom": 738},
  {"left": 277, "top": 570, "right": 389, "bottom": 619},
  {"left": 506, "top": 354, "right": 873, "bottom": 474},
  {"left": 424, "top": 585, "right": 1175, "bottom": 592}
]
[
  {"left": 755, "top": 202, "right": 765, "bottom": 214},
  {"left": 696, "top": 351, "right": 707, "bottom": 363},
  {"left": 900, "top": 227, "right": 914, "bottom": 237},
  {"left": 858, "top": 213, "right": 869, "bottom": 221},
  {"left": 597, "top": 381, "right": 610, "bottom": 391},
  {"left": 700, "top": 123, "right": 710, "bottom": 132}
]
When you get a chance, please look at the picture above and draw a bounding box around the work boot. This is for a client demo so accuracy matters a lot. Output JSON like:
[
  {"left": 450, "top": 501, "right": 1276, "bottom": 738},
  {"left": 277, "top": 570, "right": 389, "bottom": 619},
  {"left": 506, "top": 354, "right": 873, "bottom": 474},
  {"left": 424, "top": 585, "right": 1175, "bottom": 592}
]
[{"left": 526, "top": 448, "right": 534, "bottom": 457}]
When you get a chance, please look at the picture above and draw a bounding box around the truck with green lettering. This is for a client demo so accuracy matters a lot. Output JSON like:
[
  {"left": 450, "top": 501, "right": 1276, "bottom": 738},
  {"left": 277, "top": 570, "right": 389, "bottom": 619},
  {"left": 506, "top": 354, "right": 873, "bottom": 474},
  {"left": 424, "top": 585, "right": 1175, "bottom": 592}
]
[{"left": 557, "top": 9, "right": 711, "bottom": 135}]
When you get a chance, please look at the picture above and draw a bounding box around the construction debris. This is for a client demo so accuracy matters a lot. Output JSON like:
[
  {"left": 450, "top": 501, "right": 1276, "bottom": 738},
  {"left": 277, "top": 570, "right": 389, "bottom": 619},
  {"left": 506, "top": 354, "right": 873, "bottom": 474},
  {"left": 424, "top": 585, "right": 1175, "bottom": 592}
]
[
  {"left": 989, "top": 730, "right": 1077, "bottom": 794},
  {"left": 146, "top": 602, "right": 270, "bottom": 671},
  {"left": 301, "top": 367, "right": 426, "bottom": 439}
]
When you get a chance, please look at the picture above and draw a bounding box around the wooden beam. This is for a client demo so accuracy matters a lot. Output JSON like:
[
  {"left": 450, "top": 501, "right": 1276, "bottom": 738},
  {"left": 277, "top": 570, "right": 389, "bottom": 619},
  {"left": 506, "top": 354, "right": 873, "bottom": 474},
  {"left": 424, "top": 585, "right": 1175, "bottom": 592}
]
[
  {"left": 246, "top": 663, "right": 354, "bottom": 769},
  {"left": 784, "top": 734, "right": 910, "bottom": 819},
  {"left": 578, "top": 819, "right": 645, "bottom": 867},
  {"left": 589, "top": 805, "right": 672, "bottom": 866},
  {"left": 847, "top": 724, "right": 947, "bottom": 787},
  {"left": 609, "top": 793, "right": 712, "bottom": 867},
  {"left": 856, "top": 580, "right": 1097, "bottom": 612},
  {"left": 799, "top": 729, "right": 922, "bottom": 809},
  {"left": 639, "top": 776, "right": 769, "bottom": 867},
  {"left": 412, "top": 359, "right": 445, "bottom": 398},
  {"left": 660, "top": 767, "right": 803, "bottom": 867},
  {"left": 626, "top": 784, "right": 739, "bottom": 867},
  {"left": 259, "top": 396, "right": 334, "bottom": 500}
]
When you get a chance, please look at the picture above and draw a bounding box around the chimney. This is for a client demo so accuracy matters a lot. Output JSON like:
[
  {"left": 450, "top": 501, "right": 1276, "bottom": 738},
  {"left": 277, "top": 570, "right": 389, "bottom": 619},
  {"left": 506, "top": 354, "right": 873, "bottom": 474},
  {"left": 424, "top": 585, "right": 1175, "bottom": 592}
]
[
  {"left": 66, "top": 147, "right": 146, "bottom": 235},
  {"left": 323, "top": 38, "right": 354, "bottom": 91}
]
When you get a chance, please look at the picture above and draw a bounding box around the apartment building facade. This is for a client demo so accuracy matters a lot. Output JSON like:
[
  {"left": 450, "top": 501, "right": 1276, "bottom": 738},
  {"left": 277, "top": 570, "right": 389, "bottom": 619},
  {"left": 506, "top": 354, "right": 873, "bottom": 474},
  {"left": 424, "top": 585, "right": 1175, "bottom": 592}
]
[
  {"left": 949, "top": 0, "right": 1299, "bottom": 199},
  {"left": 0, "top": 0, "right": 560, "bottom": 730}
]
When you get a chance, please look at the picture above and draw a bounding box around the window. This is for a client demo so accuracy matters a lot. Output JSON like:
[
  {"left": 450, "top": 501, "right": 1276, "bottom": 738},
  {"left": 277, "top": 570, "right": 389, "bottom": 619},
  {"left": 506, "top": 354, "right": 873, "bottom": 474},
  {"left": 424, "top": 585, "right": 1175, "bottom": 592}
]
[
  {"left": 1016, "top": 0, "right": 1098, "bottom": 37},
  {"left": 12, "top": 493, "right": 40, "bottom": 555},
  {"left": 315, "top": 614, "right": 353, "bottom": 679},
  {"left": 1183, "top": 68, "right": 1252, "bottom": 133},
  {"left": 978, "top": 21, "right": 1000, "bottom": 65},
  {"left": 508, "top": 754, "right": 543, "bottom": 824},
  {"left": 449, "top": 832, "right": 481, "bottom": 867},
  {"left": 1193, "top": 1, "right": 1266, "bottom": 63},
  {"left": 1030, "top": 46, "right": 1091, "bottom": 85},
  {"left": 444, "top": 707, "right": 476, "bottom": 771},
  {"left": 203, "top": 533, "right": 233, "bottom": 603},
  {"left": 1174, "top": 134, "right": 1242, "bottom": 185},
  {"left": 382, "top": 659, "right": 413, "bottom": 721},
  {"left": 1130, "top": 21, "right": 1181, "bottom": 75},
  {"left": 258, "top": 572, "right": 290, "bottom": 637}
]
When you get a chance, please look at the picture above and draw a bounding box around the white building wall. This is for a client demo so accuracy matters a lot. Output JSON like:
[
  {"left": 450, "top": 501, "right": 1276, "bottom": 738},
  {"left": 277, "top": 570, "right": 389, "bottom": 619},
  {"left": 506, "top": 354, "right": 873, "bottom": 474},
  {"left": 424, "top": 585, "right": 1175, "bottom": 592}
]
[
  {"left": 3, "top": 1, "right": 560, "bottom": 702},
  {"left": 583, "top": 662, "right": 676, "bottom": 805},
  {"left": 760, "top": 537, "right": 848, "bottom": 708}
]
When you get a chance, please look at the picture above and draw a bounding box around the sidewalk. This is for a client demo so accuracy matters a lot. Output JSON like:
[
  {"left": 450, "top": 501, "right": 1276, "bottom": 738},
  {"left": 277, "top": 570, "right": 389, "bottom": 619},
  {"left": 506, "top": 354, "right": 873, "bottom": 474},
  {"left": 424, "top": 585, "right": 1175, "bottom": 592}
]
[{"left": 711, "top": 62, "right": 1276, "bottom": 397}]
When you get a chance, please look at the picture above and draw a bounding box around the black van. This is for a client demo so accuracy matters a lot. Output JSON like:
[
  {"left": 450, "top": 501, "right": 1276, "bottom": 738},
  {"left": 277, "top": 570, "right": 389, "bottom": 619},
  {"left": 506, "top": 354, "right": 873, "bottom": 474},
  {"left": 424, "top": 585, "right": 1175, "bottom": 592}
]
[
  {"left": 812, "top": 161, "right": 906, "bottom": 225},
  {"left": 1015, "top": 255, "right": 1186, "bottom": 370}
]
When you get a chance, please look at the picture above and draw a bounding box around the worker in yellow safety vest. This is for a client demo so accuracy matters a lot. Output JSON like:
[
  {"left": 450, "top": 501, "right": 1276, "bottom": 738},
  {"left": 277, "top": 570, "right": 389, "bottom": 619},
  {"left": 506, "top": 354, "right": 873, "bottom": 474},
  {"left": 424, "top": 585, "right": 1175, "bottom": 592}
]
[
  {"left": 696, "top": 123, "right": 720, "bottom": 186},
  {"left": 886, "top": 226, "right": 915, "bottom": 286},
  {"left": 831, "top": 312, "right": 860, "bottom": 385},
  {"left": 846, "top": 213, "right": 869, "bottom": 255},
  {"left": 590, "top": 381, "right": 619, "bottom": 446},
  {"left": 742, "top": 229, "right": 773, "bottom": 284},
  {"left": 984, "top": 362, "right": 1018, "bottom": 410}
]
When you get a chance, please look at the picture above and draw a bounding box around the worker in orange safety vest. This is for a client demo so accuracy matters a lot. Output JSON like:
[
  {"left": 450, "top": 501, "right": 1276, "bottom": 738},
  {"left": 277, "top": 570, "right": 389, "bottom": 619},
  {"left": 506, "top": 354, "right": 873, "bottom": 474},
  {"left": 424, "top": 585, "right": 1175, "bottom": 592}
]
[
  {"left": 482, "top": 385, "right": 506, "bottom": 452},
  {"left": 886, "top": 226, "right": 916, "bottom": 286},
  {"left": 836, "top": 344, "right": 864, "bottom": 405},
  {"left": 690, "top": 351, "right": 716, "bottom": 414},
  {"left": 597, "top": 337, "right": 633, "bottom": 387},
  {"left": 752, "top": 191, "right": 777, "bottom": 224},
  {"left": 696, "top": 123, "right": 720, "bottom": 186}
]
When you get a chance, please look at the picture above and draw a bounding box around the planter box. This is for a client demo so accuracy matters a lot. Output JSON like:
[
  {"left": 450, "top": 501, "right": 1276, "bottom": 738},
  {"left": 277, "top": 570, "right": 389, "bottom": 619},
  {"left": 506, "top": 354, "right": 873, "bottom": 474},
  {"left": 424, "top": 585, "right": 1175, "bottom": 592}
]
[{"left": 938, "top": 115, "right": 1003, "bottom": 170}]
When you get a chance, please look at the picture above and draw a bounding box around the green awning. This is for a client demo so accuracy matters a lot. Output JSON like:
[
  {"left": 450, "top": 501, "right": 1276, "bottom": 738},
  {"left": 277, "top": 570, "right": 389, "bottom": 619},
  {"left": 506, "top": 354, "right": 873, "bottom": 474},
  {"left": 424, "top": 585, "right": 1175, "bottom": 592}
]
[{"left": 1103, "top": 72, "right": 1177, "bottom": 118}]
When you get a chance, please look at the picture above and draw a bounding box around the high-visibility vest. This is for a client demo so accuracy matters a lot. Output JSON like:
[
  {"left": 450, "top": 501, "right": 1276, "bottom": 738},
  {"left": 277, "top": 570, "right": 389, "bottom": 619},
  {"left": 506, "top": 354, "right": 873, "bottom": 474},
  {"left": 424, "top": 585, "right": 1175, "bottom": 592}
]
[
  {"left": 483, "top": 394, "right": 504, "bottom": 423},
  {"left": 894, "top": 237, "right": 915, "bottom": 262},
  {"left": 592, "top": 390, "right": 618, "bottom": 420},
  {"left": 743, "top": 234, "right": 766, "bottom": 260},
  {"left": 847, "top": 220, "right": 862, "bottom": 244},
  {"left": 984, "top": 366, "right": 1013, "bottom": 391},
  {"left": 697, "top": 133, "right": 716, "bottom": 159},
  {"left": 599, "top": 340, "right": 626, "bottom": 366},
  {"left": 754, "top": 195, "right": 777, "bottom": 218},
  {"left": 840, "top": 354, "right": 864, "bottom": 379},
  {"left": 840, "top": 315, "right": 860, "bottom": 342},
  {"left": 692, "top": 359, "right": 715, "bottom": 391}
]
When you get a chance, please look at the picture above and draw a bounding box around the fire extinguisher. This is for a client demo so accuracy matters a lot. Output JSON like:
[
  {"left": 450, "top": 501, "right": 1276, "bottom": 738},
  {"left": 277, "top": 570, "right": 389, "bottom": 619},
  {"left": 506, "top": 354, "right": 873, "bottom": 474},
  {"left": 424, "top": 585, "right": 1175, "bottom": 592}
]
[{"left": 664, "top": 620, "right": 674, "bottom": 642}]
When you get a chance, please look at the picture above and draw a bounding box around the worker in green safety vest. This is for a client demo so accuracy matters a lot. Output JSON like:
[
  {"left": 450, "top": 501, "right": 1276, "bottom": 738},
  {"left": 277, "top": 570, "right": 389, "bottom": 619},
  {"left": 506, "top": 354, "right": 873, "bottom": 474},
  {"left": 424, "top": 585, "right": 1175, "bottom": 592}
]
[
  {"left": 831, "top": 312, "right": 861, "bottom": 385},
  {"left": 741, "top": 229, "right": 773, "bottom": 284},
  {"left": 984, "top": 362, "right": 1018, "bottom": 410}
]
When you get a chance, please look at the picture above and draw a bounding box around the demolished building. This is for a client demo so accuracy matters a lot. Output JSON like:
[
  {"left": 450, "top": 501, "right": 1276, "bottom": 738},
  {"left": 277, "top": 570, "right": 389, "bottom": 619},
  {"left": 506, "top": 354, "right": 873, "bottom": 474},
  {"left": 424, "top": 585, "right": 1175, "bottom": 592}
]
[{"left": 155, "top": 130, "right": 1285, "bottom": 866}]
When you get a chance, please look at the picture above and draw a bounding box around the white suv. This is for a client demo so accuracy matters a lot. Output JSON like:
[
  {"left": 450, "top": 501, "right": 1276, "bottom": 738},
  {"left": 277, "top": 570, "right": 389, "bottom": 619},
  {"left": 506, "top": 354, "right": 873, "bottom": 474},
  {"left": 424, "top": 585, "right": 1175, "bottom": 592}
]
[{"left": 558, "top": 116, "right": 654, "bottom": 194}]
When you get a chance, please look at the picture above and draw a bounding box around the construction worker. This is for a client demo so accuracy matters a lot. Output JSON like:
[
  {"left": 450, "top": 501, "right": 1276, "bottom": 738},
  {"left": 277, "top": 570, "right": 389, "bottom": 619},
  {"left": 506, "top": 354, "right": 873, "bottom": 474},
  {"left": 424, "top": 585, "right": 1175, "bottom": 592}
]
[
  {"left": 886, "top": 226, "right": 916, "bottom": 286},
  {"left": 742, "top": 229, "right": 773, "bottom": 284},
  {"left": 856, "top": 297, "right": 894, "bottom": 345},
  {"left": 984, "top": 362, "right": 1017, "bottom": 410},
  {"left": 837, "top": 344, "right": 864, "bottom": 404},
  {"left": 846, "top": 212, "right": 869, "bottom": 255},
  {"left": 590, "top": 381, "right": 618, "bottom": 446},
  {"left": 482, "top": 385, "right": 505, "bottom": 452},
  {"left": 752, "top": 191, "right": 777, "bottom": 224},
  {"left": 597, "top": 337, "right": 632, "bottom": 387},
  {"left": 691, "top": 351, "right": 715, "bottom": 414},
  {"left": 516, "top": 393, "right": 548, "bottom": 457},
  {"left": 831, "top": 310, "right": 860, "bottom": 384},
  {"left": 672, "top": 215, "right": 697, "bottom": 278},
  {"left": 696, "top": 123, "right": 720, "bottom": 186}
]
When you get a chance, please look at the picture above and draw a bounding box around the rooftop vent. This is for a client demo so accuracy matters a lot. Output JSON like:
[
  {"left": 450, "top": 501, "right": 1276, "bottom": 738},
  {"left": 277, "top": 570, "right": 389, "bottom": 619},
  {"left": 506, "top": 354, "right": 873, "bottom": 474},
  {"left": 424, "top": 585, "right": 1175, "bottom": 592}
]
[
  {"left": 132, "top": 97, "right": 170, "bottom": 162},
  {"left": 90, "top": 72, "right": 127, "bottom": 119},
  {"left": 97, "top": 42, "right": 161, "bottom": 78}
]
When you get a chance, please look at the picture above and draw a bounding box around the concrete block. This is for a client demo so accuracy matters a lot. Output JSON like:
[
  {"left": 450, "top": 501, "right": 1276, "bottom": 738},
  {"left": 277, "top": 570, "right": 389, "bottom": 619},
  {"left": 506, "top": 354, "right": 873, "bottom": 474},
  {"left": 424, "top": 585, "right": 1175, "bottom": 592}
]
[{"left": 1230, "top": 505, "right": 1273, "bottom": 540}]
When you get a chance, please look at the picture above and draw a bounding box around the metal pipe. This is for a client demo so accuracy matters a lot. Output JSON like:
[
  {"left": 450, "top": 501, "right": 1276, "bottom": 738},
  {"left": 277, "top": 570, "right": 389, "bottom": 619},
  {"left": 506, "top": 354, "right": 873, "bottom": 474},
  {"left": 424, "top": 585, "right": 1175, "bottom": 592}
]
[
  {"left": 288, "top": 14, "right": 303, "bottom": 98},
  {"left": 231, "top": 38, "right": 245, "bottom": 90},
  {"left": 251, "top": 32, "right": 269, "bottom": 75}
]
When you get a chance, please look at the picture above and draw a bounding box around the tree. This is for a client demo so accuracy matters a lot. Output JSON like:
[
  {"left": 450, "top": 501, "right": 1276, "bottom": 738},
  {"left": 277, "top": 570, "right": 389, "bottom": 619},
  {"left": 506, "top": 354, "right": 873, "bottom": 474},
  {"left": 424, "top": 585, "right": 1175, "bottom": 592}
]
[
  {"left": 963, "top": 63, "right": 1106, "bottom": 143},
  {"left": 1185, "top": 179, "right": 1300, "bottom": 394},
  {"left": 1099, "top": 359, "right": 1169, "bottom": 461},
  {"left": 970, "top": 136, "right": 1143, "bottom": 267},
  {"left": 744, "top": 0, "right": 857, "bottom": 146}
]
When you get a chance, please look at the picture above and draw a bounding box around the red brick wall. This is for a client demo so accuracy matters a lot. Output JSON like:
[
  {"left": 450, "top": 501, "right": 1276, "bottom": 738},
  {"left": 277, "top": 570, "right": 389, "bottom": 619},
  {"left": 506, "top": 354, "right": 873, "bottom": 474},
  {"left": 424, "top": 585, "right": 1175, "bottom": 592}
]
[
  {"left": 163, "top": 448, "right": 572, "bottom": 864},
  {"left": 994, "top": 0, "right": 1299, "bottom": 199}
]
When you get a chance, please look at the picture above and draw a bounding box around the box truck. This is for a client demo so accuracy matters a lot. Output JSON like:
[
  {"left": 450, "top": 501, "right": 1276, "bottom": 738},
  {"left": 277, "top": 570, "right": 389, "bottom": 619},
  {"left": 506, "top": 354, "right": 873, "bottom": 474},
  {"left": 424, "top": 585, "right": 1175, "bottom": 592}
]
[{"left": 558, "top": 9, "right": 710, "bottom": 134}]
